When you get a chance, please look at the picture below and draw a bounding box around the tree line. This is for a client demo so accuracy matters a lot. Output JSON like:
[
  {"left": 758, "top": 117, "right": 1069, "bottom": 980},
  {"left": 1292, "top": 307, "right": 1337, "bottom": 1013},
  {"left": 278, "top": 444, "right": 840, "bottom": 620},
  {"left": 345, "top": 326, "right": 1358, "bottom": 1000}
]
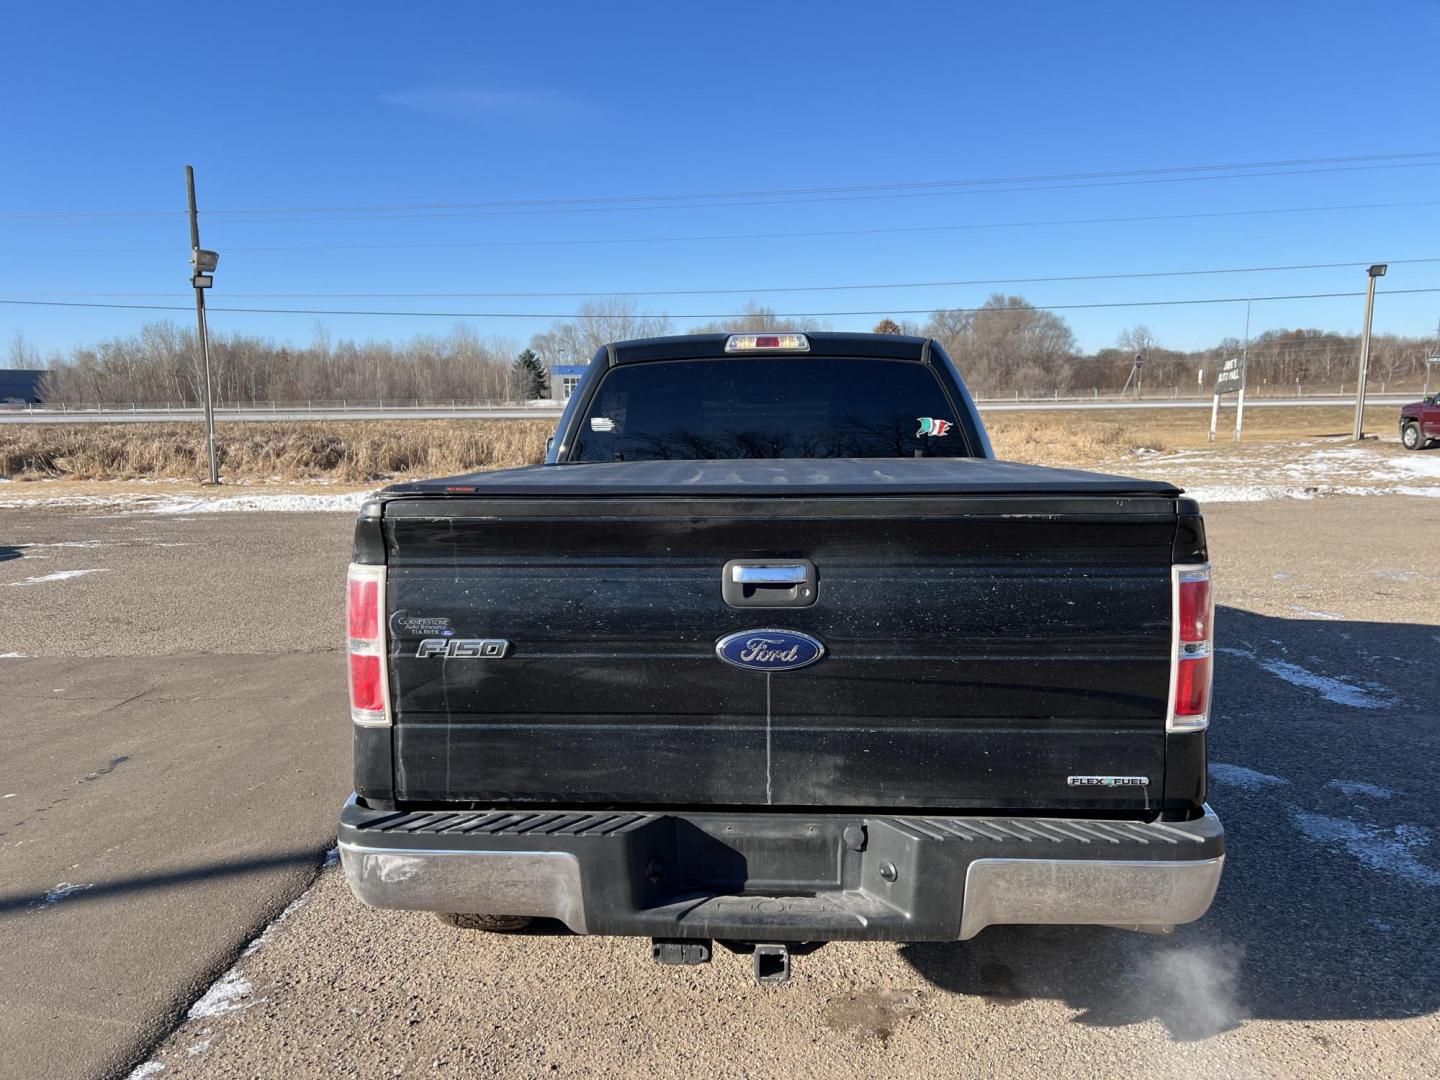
[{"left": 15, "top": 294, "right": 1439, "bottom": 404}]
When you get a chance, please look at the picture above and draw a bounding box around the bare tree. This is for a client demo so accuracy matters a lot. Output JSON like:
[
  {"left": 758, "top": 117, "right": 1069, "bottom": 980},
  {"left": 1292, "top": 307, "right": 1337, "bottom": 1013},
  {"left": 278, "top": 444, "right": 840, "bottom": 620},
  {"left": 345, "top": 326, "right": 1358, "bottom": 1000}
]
[
  {"left": 6, "top": 331, "right": 41, "bottom": 369},
  {"left": 925, "top": 295, "right": 1077, "bottom": 396},
  {"left": 687, "top": 302, "right": 829, "bottom": 335},
  {"left": 528, "top": 299, "right": 673, "bottom": 365}
]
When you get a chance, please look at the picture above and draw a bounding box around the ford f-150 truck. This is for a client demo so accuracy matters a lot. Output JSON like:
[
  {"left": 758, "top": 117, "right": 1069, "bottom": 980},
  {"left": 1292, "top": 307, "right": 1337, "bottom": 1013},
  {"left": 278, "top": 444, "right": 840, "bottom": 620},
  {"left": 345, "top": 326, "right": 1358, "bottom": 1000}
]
[{"left": 339, "top": 331, "right": 1223, "bottom": 983}]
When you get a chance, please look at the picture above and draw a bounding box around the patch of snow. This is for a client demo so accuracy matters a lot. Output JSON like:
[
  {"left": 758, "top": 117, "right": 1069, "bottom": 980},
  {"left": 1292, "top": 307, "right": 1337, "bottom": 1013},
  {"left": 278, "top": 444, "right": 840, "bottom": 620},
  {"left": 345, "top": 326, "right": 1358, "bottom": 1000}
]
[
  {"left": 1389, "top": 455, "right": 1440, "bottom": 479},
  {"left": 1287, "top": 605, "right": 1342, "bottom": 621},
  {"left": 1291, "top": 810, "right": 1440, "bottom": 887},
  {"left": 186, "top": 970, "right": 253, "bottom": 1019},
  {"left": 1393, "top": 485, "right": 1440, "bottom": 498},
  {"left": 3, "top": 793, "right": 15, "bottom": 798},
  {"left": 43, "top": 881, "right": 94, "bottom": 905},
  {"left": 1122, "top": 441, "right": 1440, "bottom": 502},
  {"left": 1217, "top": 646, "right": 1396, "bottom": 709},
  {"left": 1209, "top": 763, "right": 1289, "bottom": 790},
  {"left": 0, "top": 491, "right": 372, "bottom": 514},
  {"left": 187, "top": 1038, "right": 213, "bottom": 1057},
  {"left": 240, "top": 890, "right": 311, "bottom": 958},
  {"left": 148, "top": 492, "right": 372, "bottom": 514},
  {"left": 1183, "top": 485, "right": 1289, "bottom": 503},
  {"left": 7, "top": 568, "right": 108, "bottom": 586},
  {"left": 1373, "top": 570, "right": 1419, "bottom": 581},
  {"left": 174, "top": 846, "right": 337, "bottom": 1035},
  {"left": 1328, "top": 779, "right": 1396, "bottom": 800},
  {"left": 126, "top": 1064, "right": 165, "bottom": 1079},
  {"left": 0, "top": 652, "right": 26, "bottom": 658}
]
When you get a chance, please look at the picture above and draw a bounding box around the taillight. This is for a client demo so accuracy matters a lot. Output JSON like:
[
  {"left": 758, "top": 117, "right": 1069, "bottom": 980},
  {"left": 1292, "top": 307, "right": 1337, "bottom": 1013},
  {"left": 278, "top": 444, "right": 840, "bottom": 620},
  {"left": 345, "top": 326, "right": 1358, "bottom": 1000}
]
[
  {"left": 347, "top": 563, "right": 389, "bottom": 726},
  {"left": 1169, "top": 565, "right": 1213, "bottom": 731}
]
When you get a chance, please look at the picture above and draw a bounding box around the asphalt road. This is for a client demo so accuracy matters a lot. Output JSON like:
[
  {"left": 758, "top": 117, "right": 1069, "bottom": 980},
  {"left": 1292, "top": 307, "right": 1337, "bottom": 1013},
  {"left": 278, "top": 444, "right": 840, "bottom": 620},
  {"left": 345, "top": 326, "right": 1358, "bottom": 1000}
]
[
  {"left": 0, "top": 512, "right": 355, "bottom": 1080},
  {"left": 2, "top": 496, "right": 1438, "bottom": 1078},
  {"left": 0, "top": 394, "right": 1416, "bottom": 423}
]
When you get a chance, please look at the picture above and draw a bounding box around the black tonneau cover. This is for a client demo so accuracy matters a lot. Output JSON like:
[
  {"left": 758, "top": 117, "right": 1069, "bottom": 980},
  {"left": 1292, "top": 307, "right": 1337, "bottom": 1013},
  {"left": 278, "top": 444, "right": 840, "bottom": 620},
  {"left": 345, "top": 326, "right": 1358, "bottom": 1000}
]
[{"left": 381, "top": 457, "right": 1181, "bottom": 499}]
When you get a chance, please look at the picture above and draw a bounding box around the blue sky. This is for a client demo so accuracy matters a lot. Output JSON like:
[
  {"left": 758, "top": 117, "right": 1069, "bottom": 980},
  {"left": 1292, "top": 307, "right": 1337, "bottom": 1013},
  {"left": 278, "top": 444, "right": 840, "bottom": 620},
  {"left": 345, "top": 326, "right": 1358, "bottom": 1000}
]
[{"left": 2, "top": 1, "right": 1439, "bottom": 358}]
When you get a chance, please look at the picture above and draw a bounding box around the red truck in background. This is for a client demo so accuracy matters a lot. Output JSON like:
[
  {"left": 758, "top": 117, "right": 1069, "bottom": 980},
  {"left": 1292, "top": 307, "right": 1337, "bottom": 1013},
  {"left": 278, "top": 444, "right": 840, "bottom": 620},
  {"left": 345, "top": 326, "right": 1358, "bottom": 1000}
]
[{"left": 1400, "top": 394, "right": 1440, "bottom": 450}]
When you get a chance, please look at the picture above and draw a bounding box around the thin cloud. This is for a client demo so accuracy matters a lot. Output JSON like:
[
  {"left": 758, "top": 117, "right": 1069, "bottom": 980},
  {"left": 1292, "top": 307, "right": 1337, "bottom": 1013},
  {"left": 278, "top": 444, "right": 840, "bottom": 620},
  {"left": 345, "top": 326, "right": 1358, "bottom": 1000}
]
[{"left": 380, "top": 86, "right": 586, "bottom": 122}]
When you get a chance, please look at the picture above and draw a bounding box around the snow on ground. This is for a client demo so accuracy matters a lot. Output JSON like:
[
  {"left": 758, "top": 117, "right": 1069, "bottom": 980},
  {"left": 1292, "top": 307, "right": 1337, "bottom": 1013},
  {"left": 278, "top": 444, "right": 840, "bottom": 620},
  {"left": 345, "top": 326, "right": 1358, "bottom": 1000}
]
[
  {"left": 1287, "top": 604, "right": 1343, "bottom": 621},
  {"left": 1289, "top": 811, "right": 1440, "bottom": 888},
  {"left": 6, "top": 569, "right": 107, "bottom": 586},
  {"left": 185, "top": 970, "right": 254, "bottom": 1020},
  {"left": 124, "top": 848, "right": 340, "bottom": 1075},
  {"left": 1204, "top": 764, "right": 1435, "bottom": 888},
  {"left": 0, "top": 490, "right": 373, "bottom": 513},
  {"left": 42, "top": 882, "right": 95, "bottom": 905},
  {"left": 149, "top": 491, "right": 373, "bottom": 514},
  {"left": 1328, "top": 779, "right": 1397, "bottom": 800},
  {"left": 1114, "top": 438, "right": 1440, "bottom": 503},
  {"left": 1216, "top": 645, "right": 1397, "bottom": 709},
  {"left": 1209, "top": 763, "right": 1290, "bottom": 790}
]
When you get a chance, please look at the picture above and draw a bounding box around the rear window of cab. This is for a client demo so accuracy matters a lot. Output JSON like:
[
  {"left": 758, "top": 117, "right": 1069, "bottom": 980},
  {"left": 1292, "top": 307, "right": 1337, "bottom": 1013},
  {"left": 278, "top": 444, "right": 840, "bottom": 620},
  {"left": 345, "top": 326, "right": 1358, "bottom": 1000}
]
[{"left": 569, "top": 357, "right": 975, "bottom": 461}]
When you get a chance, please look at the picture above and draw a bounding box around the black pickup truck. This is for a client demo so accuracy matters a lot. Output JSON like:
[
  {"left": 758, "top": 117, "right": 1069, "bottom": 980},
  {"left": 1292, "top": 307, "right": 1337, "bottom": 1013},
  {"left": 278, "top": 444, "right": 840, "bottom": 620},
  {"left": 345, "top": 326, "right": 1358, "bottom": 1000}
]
[{"left": 339, "top": 331, "right": 1222, "bottom": 983}]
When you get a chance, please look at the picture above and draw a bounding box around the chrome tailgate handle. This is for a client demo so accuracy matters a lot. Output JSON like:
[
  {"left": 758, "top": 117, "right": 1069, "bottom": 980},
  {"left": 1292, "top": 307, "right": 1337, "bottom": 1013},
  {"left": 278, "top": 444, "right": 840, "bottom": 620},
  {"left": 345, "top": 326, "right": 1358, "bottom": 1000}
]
[
  {"left": 722, "top": 559, "right": 817, "bottom": 609},
  {"left": 731, "top": 564, "right": 808, "bottom": 585}
]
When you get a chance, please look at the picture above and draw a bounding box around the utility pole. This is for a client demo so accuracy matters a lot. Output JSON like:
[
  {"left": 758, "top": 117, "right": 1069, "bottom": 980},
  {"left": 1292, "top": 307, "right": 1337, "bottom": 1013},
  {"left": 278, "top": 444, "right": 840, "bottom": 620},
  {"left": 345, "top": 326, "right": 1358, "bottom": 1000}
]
[
  {"left": 186, "top": 165, "right": 221, "bottom": 484},
  {"left": 1235, "top": 296, "right": 1251, "bottom": 443},
  {"left": 1352, "top": 264, "right": 1386, "bottom": 441},
  {"left": 1426, "top": 316, "right": 1439, "bottom": 397}
]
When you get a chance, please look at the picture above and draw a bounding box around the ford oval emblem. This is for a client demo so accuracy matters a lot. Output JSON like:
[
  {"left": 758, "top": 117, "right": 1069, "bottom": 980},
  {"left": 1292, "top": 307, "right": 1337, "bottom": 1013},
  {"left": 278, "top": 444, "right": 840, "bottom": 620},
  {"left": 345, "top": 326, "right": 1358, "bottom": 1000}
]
[{"left": 715, "top": 629, "right": 826, "bottom": 672}]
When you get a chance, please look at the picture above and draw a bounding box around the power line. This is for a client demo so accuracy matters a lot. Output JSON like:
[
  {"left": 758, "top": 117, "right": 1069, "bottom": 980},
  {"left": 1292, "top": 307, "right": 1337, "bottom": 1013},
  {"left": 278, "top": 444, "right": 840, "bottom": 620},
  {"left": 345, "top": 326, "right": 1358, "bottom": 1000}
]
[
  {"left": 17, "top": 162, "right": 1440, "bottom": 229},
  {"left": 5, "top": 256, "right": 1440, "bottom": 301},
  {"left": 2, "top": 199, "right": 1437, "bottom": 257},
  {"left": 3, "top": 287, "right": 1439, "bottom": 321},
  {"left": 4, "top": 149, "right": 1438, "bottom": 220}
]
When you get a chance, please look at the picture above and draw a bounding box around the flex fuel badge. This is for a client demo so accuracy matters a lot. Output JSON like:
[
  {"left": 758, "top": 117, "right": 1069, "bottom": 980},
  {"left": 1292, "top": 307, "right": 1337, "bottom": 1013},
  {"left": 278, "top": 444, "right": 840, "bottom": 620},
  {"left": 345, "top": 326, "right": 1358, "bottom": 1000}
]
[
  {"left": 916, "top": 417, "right": 953, "bottom": 437},
  {"left": 1067, "top": 775, "right": 1150, "bottom": 787}
]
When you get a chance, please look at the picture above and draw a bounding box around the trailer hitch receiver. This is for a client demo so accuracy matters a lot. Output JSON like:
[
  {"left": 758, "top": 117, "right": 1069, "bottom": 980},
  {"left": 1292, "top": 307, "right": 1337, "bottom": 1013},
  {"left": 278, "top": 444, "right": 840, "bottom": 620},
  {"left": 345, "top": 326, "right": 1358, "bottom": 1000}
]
[{"left": 753, "top": 943, "right": 791, "bottom": 986}]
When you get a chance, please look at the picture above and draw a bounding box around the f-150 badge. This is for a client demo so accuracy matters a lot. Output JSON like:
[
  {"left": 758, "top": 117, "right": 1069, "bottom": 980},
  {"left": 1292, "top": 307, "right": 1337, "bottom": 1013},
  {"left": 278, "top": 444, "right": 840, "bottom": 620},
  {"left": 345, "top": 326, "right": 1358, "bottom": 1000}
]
[
  {"left": 916, "top": 417, "right": 953, "bottom": 437},
  {"left": 416, "top": 638, "right": 510, "bottom": 659}
]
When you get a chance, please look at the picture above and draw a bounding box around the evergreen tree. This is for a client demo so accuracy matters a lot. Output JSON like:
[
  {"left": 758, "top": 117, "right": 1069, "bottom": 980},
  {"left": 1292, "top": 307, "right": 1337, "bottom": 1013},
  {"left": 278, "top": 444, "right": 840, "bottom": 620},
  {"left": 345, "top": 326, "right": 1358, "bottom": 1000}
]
[{"left": 511, "top": 348, "right": 548, "bottom": 400}]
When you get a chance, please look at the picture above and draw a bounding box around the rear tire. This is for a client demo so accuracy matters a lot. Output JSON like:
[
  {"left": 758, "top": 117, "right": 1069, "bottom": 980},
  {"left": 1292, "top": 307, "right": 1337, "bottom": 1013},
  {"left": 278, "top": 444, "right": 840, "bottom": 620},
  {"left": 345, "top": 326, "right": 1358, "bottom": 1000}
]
[
  {"left": 435, "top": 912, "right": 533, "bottom": 932},
  {"left": 1401, "top": 421, "right": 1424, "bottom": 450}
]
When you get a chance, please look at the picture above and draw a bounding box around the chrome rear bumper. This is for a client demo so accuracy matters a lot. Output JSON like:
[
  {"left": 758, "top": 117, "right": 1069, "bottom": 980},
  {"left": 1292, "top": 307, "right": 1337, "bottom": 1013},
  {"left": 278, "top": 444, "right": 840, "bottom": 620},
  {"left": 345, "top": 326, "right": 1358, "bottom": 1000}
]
[{"left": 339, "top": 799, "right": 1224, "bottom": 942}]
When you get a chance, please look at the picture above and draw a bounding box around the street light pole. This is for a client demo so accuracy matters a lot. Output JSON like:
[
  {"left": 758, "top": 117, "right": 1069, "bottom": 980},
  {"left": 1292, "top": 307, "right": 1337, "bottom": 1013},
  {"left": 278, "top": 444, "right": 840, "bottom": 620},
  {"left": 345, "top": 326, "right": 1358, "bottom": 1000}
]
[
  {"left": 186, "top": 165, "right": 220, "bottom": 484},
  {"left": 1352, "top": 263, "right": 1387, "bottom": 441}
]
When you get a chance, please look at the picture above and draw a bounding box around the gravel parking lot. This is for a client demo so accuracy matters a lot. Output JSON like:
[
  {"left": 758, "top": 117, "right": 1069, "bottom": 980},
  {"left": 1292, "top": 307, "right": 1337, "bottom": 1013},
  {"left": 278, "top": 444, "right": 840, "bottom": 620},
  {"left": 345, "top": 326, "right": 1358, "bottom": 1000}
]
[{"left": 2, "top": 491, "right": 1438, "bottom": 1079}]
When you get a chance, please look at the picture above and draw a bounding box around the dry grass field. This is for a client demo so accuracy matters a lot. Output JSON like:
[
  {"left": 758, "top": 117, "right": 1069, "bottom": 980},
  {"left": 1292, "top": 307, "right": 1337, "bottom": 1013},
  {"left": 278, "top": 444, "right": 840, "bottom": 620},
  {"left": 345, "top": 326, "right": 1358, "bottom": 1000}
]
[
  {"left": 986, "top": 404, "right": 1401, "bottom": 466},
  {"left": 0, "top": 405, "right": 1404, "bottom": 484}
]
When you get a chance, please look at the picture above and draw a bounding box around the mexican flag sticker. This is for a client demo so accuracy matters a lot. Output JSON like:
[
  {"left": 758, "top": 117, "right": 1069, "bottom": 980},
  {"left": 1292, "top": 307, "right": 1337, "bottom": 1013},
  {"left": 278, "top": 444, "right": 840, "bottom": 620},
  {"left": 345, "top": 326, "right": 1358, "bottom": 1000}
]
[{"left": 916, "top": 417, "right": 953, "bottom": 437}]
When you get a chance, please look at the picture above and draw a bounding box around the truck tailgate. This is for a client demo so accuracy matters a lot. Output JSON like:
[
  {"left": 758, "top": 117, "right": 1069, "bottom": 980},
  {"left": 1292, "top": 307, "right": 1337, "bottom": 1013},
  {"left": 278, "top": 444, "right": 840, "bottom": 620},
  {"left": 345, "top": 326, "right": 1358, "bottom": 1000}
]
[{"left": 380, "top": 478, "right": 1180, "bottom": 813}]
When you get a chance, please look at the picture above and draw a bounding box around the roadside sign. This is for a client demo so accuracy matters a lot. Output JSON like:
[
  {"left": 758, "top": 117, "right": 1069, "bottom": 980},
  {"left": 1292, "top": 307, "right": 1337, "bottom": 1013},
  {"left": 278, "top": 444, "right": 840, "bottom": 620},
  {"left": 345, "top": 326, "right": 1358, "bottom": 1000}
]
[
  {"left": 1210, "top": 355, "right": 1247, "bottom": 444},
  {"left": 1214, "top": 355, "right": 1246, "bottom": 395},
  {"left": 1427, "top": 354, "right": 1440, "bottom": 365}
]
